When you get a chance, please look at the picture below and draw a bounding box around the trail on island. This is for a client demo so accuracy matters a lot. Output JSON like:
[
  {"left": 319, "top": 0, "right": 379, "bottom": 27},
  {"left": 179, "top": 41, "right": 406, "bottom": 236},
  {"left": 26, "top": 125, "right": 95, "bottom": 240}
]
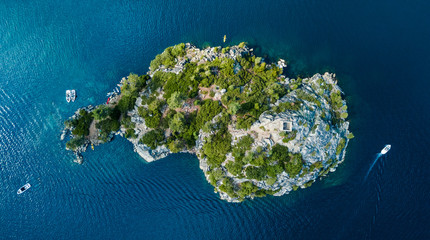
[{"left": 364, "top": 153, "right": 383, "bottom": 181}]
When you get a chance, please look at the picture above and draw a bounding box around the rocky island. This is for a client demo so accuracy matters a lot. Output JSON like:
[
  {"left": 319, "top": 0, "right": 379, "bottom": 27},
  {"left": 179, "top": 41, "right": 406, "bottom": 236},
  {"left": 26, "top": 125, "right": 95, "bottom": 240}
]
[{"left": 62, "top": 43, "right": 353, "bottom": 202}]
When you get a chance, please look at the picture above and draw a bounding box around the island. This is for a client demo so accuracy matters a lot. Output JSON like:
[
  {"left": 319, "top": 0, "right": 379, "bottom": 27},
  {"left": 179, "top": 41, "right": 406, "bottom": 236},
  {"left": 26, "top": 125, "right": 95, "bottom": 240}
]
[{"left": 61, "top": 43, "right": 353, "bottom": 202}]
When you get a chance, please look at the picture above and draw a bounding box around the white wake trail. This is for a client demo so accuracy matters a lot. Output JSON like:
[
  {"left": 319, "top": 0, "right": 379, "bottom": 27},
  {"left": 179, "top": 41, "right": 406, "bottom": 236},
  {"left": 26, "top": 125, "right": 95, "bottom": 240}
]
[{"left": 364, "top": 153, "right": 383, "bottom": 181}]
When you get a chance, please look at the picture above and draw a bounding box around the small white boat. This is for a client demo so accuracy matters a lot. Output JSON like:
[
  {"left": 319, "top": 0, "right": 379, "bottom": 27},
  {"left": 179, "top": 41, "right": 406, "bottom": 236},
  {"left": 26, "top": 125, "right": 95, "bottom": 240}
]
[
  {"left": 17, "top": 183, "right": 31, "bottom": 194},
  {"left": 66, "top": 90, "right": 71, "bottom": 103},
  {"left": 70, "top": 89, "right": 76, "bottom": 102},
  {"left": 381, "top": 144, "right": 391, "bottom": 154}
]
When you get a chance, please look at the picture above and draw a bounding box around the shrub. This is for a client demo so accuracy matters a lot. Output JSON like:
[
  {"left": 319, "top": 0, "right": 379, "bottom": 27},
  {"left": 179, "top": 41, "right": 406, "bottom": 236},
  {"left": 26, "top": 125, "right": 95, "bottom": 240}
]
[
  {"left": 71, "top": 110, "right": 93, "bottom": 137},
  {"left": 202, "top": 127, "right": 232, "bottom": 167},
  {"left": 310, "top": 161, "right": 323, "bottom": 172},
  {"left": 303, "top": 180, "right": 315, "bottom": 188},
  {"left": 66, "top": 137, "right": 85, "bottom": 151},
  {"left": 96, "top": 118, "right": 120, "bottom": 136},
  {"left": 139, "top": 129, "right": 165, "bottom": 149},
  {"left": 167, "top": 139, "right": 184, "bottom": 153},
  {"left": 225, "top": 161, "right": 244, "bottom": 176},
  {"left": 149, "top": 43, "right": 185, "bottom": 70},
  {"left": 196, "top": 100, "right": 223, "bottom": 129},
  {"left": 92, "top": 105, "right": 112, "bottom": 120},
  {"left": 238, "top": 42, "right": 247, "bottom": 48},
  {"left": 336, "top": 138, "right": 346, "bottom": 155},
  {"left": 267, "top": 164, "right": 284, "bottom": 177},
  {"left": 167, "top": 91, "right": 184, "bottom": 109},
  {"left": 245, "top": 166, "right": 267, "bottom": 180},
  {"left": 219, "top": 177, "right": 236, "bottom": 198},
  {"left": 266, "top": 177, "right": 277, "bottom": 185},
  {"left": 340, "top": 112, "right": 348, "bottom": 119},
  {"left": 284, "top": 153, "right": 303, "bottom": 177},
  {"left": 168, "top": 112, "right": 185, "bottom": 134},
  {"left": 125, "top": 128, "right": 137, "bottom": 139},
  {"left": 236, "top": 181, "right": 259, "bottom": 198},
  {"left": 121, "top": 115, "right": 135, "bottom": 129},
  {"left": 269, "top": 144, "right": 289, "bottom": 163},
  {"left": 117, "top": 94, "right": 137, "bottom": 113}
]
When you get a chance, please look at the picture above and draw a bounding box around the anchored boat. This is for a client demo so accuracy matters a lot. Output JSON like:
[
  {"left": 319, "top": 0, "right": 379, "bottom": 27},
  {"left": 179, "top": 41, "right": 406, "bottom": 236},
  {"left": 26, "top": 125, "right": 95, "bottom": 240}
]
[
  {"left": 381, "top": 144, "right": 391, "bottom": 154},
  {"left": 17, "top": 183, "right": 31, "bottom": 194},
  {"left": 66, "top": 89, "right": 76, "bottom": 102},
  {"left": 66, "top": 90, "right": 71, "bottom": 102},
  {"left": 70, "top": 89, "right": 76, "bottom": 102}
]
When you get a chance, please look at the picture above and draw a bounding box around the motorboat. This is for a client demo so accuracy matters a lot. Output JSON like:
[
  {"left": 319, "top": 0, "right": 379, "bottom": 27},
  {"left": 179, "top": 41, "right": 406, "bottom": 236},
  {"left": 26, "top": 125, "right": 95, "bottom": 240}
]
[
  {"left": 66, "top": 90, "right": 71, "bottom": 102},
  {"left": 381, "top": 144, "right": 391, "bottom": 154},
  {"left": 17, "top": 183, "right": 31, "bottom": 194},
  {"left": 70, "top": 89, "right": 76, "bottom": 102}
]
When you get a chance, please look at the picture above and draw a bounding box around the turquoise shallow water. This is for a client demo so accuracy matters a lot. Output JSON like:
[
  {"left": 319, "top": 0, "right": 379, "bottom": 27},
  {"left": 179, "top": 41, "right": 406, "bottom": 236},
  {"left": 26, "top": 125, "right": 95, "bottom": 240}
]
[{"left": 1, "top": 0, "right": 430, "bottom": 239}]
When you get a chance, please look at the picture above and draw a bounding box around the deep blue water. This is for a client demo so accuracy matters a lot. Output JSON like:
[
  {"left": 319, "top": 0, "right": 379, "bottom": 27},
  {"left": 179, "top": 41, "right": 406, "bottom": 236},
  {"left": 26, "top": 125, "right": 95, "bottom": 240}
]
[{"left": 1, "top": 0, "right": 429, "bottom": 239}]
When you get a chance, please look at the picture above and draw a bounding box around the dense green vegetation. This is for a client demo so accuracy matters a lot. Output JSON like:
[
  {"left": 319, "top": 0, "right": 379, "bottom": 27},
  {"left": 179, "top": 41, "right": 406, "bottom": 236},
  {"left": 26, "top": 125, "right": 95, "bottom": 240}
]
[
  {"left": 64, "top": 43, "right": 351, "bottom": 201},
  {"left": 69, "top": 109, "right": 94, "bottom": 137},
  {"left": 150, "top": 43, "right": 186, "bottom": 70},
  {"left": 139, "top": 129, "right": 165, "bottom": 149},
  {"left": 201, "top": 127, "right": 232, "bottom": 167},
  {"left": 65, "top": 73, "right": 149, "bottom": 147},
  {"left": 66, "top": 136, "right": 85, "bottom": 151}
]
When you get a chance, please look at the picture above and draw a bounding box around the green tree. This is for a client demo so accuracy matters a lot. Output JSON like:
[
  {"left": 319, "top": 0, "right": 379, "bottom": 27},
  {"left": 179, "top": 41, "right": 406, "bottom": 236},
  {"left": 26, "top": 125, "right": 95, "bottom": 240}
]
[
  {"left": 92, "top": 105, "right": 112, "bottom": 120},
  {"left": 71, "top": 110, "right": 93, "bottom": 136},
  {"left": 66, "top": 137, "right": 85, "bottom": 151},
  {"left": 168, "top": 139, "right": 184, "bottom": 153},
  {"left": 245, "top": 166, "right": 267, "bottom": 180},
  {"left": 167, "top": 91, "right": 184, "bottom": 109},
  {"left": 139, "top": 129, "right": 165, "bottom": 149},
  {"left": 169, "top": 112, "right": 185, "bottom": 134},
  {"left": 237, "top": 181, "right": 258, "bottom": 198},
  {"left": 226, "top": 161, "right": 244, "bottom": 176},
  {"left": 228, "top": 102, "right": 240, "bottom": 115}
]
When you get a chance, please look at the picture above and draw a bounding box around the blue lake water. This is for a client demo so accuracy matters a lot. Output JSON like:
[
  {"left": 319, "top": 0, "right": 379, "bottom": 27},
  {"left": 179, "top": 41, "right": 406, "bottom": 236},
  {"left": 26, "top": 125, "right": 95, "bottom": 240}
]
[{"left": 1, "top": 0, "right": 429, "bottom": 239}]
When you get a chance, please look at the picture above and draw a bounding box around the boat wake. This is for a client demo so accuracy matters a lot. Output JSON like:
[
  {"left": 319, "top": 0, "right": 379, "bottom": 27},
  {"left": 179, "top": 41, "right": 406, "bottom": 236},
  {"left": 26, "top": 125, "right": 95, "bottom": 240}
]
[{"left": 364, "top": 153, "right": 383, "bottom": 181}]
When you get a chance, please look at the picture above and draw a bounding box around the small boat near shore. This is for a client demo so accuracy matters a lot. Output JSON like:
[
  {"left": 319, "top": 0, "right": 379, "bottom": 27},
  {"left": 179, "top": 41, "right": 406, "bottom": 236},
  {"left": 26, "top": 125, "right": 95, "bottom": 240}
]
[
  {"left": 381, "top": 144, "right": 391, "bottom": 154},
  {"left": 223, "top": 35, "right": 227, "bottom": 43},
  {"left": 70, "top": 89, "right": 76, "bottom": 102},
  {"left": 66, "top": 89, "right": 76, "bottom": 102},
  {"left": 17, "top": 183, "right": 31, "bottom": 194},
  {"left": 66, "top": 90, "right": 71, "bottom": 102}
]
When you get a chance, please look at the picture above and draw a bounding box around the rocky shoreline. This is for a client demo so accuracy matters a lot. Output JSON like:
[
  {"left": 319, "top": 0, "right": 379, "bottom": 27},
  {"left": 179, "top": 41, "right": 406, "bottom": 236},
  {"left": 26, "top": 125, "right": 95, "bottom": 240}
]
[{"left": 62, "top": 43, "right": 352, "bottom": 202}]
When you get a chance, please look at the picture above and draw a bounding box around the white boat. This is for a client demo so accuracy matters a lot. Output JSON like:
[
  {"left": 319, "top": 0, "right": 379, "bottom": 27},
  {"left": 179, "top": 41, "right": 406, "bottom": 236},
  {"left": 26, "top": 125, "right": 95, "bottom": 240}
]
[
  {"left": 381, "top": 144, "right": 391, "bottom": 154},
  {"left": 17, "top": 183, "right": 31, "bottom": 194},
  {"left": 66, "top": 90, "right": 71, "bottom": 102},
  {"left": 70, "top": 89, "right": 76, "bottom": 102}
]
